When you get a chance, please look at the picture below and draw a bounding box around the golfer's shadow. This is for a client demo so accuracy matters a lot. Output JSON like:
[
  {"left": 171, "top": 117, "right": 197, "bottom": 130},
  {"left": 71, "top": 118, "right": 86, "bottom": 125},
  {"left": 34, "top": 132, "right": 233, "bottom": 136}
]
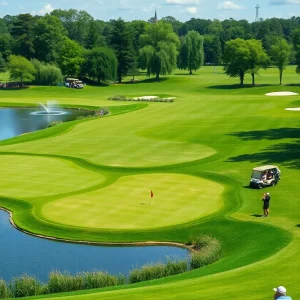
[{"left": 251, "top": 214, "right": 264, "bottom": 218}]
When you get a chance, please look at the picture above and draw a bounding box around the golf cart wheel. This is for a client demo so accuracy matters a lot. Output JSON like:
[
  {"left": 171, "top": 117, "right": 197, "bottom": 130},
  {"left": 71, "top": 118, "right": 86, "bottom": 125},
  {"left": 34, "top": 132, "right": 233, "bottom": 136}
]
[
  {"left": 271, "top": 181, "right": 276, "bottom": 186},
  {"left": 258, "top": 184, "right": 263, "bottom": 189}
]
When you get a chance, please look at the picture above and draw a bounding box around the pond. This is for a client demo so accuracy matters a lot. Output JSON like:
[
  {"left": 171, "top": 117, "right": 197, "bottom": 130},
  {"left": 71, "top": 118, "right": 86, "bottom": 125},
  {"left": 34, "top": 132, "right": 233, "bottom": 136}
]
[
  {"left": 0, "top": 207, "right": 188, "bottom": 283},
  {"left": 0, "top": 106, "right": 92, "bottom": 141}
]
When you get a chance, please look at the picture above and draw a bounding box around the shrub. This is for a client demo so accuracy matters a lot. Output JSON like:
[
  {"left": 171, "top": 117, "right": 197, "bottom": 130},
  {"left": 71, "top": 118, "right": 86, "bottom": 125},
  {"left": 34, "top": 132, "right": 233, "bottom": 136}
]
[
  {"left": 82, "top": 271, "right": 118, "bottom": 289},
  {"left": 47, "top": 271, "right": 84, "bottom": 293},
  {"left": 189, "top": 235, "right": 222, "bottom": 270},
  {"left": 9, "top": 275, "right": 41, "bottom": 298},
  {"left": 48, "top": 120, "right": 63, "bottom": 128},
  {"left": 0, "top": 279, "right": 11, "bottom": 299}
]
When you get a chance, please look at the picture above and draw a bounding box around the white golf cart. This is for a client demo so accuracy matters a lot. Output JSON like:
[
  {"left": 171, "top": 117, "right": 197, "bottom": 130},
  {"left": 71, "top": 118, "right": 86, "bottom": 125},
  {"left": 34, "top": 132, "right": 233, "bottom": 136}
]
[{"left": 249, "top": 165, "right": 281, "bottom": 189}]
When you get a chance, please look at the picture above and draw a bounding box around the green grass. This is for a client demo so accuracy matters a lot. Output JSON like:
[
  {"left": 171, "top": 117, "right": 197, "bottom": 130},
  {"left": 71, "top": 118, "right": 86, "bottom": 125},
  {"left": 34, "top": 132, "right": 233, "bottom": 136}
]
[{"left": 0, "top": 65, "right": 300, "bottom": 299}]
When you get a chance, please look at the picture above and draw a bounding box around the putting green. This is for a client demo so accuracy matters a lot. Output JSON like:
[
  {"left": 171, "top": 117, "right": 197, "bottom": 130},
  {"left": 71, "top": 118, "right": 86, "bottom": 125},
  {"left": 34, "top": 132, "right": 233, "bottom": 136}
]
[
  {"left": 41, "top": 173, "right": 224, "bottom": 229},
  {"left": 0, "top": 155, "right": 106, "bottom": 198}
]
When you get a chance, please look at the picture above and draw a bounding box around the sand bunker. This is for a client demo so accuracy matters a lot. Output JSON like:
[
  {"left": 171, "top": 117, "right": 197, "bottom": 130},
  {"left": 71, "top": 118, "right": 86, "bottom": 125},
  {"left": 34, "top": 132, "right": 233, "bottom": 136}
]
[
  {"left": 285, "top": 108, "right": 300, "bottom": 111},
  {"left": 133, "top": 96, "right": 158, "bottom": 100},
  {"left": 265, "top": 91, "right": 299, "bottom": 96}
]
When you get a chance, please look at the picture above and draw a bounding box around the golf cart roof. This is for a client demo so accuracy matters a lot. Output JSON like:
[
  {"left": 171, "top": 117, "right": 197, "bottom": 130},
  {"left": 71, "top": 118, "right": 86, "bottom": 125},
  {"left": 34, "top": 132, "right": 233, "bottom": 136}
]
[
  {"left": 253, "top": 165, "right": 278, "bottom": 171},
  {"left": 66, "top": 78, "right": 78, "bottom": 81}
]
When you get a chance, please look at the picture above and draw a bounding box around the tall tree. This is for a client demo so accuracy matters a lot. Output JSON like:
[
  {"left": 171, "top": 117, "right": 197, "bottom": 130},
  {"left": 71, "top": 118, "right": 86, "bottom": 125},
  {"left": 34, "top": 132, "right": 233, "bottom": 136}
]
[
  {"left": 57, "top": 38, "right": 84, "bottom": 76},
  {"left": 246, "top": 39, "right": 269, "bottom": 85},
  {"left": 0, "top": 33, "right": 13, "bottom": 60},
  {"left": 109, "top": 18, "right": 135, "bottom": 83},
  {"left": 33, "top": 15, "right": 67, "bottom": 63},
  {"left": 270, "top": 38, "right": 292, "bottom": 85},
  {"left": 203, "top": 35, "right": 222, "bottom": 65},
  {"left": 11, "top": 14, "right": 36, "bottom": 59},
  {"left": 85, "top": 21, "right": 106, "bottom": 49},
  {"left": 139, "top": 22, "right": 179, "bottom": 79},
  {"left": 0, "top": 53, "right": 6, "bottom": 73},
  {"left": 178, "top": 30, "right": 204, "bottom": 74},
  {"left": 7, "top": 55, "right": 35, "bottom": 84},
  {"left": 292, "top": 28, "right": 300, "bottom": 74},
  {"left": 81, "top": 47, "right": 117, "bottom": 83},
  {"left": 51, "top": 9, "right": 93, "bottom": 45},
  {"left": 223, "top": 38, "right": 251, "bottom": 85}
]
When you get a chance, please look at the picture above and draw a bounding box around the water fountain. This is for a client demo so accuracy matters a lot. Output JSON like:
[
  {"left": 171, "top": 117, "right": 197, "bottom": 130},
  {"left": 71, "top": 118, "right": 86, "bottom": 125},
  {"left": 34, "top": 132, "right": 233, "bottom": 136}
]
[{"left": 31, "top": 100, "right": 67, "bottom": 116}]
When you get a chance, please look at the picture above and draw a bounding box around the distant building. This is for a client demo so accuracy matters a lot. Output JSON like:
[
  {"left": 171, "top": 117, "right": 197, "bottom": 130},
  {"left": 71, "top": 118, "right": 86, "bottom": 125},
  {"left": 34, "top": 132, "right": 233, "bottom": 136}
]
[{"left": 149, "top": 9, "right": 158, "bottom": 23}]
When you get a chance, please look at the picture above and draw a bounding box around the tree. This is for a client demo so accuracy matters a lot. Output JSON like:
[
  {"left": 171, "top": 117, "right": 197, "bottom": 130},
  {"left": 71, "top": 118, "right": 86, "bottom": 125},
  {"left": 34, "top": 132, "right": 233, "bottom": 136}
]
[
  {"left": 246, "top": 39, "right": 269, "bottom": 85},
  {"left": 81, "top": 47, "right": 117, "bottom": 83},
  {"left": 0, "top": 33, "right": 13, "bottom": 60},
  {"left": 51, "top": 9, "right": 93, "bottom": 45},
  {"left": 57, "top": 38, "right": 84, "bottom": 76},
  {"left": 33, "top": 15, "right": 67, "bottom": 63},
  {"left": 85, "top": 21, "right": 106, "bottom": 49},
  {"left": 270, "top": 38, "right": 292, "bottom": 85},
  {"left": 223, "top": 38, "right": 251, "bottom": 85},
  {"left": 203, "top": 35, "right": 222, "bottom": 65},
  {"left": 109, "top": 18, "right": 135, "bottom": 83},
  {"left": 292, "top": 28, "right": 300, "bottom": 74},
  {"left": 7, "top": 55, "right": 35, "bottom": 84},
  {"left": 178, "top": 30, "right": 204, "bottom": 74},
  {"left": 139, "top": 22, "right": 179, "bottom": 79},
  {"left": 11, "top": 14, "right": 36, "bottom": 59},
  {"left": 0, "top": 53, "right": 6, "bottom": 73}
]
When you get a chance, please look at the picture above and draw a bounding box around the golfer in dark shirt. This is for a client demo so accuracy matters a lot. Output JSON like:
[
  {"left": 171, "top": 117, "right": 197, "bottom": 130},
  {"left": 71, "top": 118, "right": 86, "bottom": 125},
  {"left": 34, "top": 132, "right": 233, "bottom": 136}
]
[{"left": 262, "top": 192, "right": 270, "bottom": 217}]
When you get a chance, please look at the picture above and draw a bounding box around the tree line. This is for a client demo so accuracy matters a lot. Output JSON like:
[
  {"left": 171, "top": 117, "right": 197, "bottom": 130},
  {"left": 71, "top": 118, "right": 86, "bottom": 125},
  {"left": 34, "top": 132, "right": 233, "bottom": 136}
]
[{"left": 1, "top": 10, "right": 300, "bottom": 85}]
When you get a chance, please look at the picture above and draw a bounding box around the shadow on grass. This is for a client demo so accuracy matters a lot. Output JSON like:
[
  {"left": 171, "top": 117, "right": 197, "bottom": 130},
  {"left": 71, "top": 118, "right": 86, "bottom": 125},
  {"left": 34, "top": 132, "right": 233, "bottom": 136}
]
[
  {"left": 251, "top": 214, "right": 264, "bottom": 218},
  {"left": 228, "top": 127, "right": 300, "bottom": 141},
  {"left": 227, "top": 140, "right": 300, "bottom": 169},
  {"left": 206, "top": 84, "right": 275, "bottom": 90},
  {"left": 122, "top": 77, "right": 168, "bottom": 84},
  {"left": 0, "top": 87, "right": 30, "bottom": 91}
]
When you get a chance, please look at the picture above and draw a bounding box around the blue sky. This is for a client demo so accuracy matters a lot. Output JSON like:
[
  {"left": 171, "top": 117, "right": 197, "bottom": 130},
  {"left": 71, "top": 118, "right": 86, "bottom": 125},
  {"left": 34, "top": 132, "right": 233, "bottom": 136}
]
[{"left": 0, "top": 0, "right": 300, "bottom": 22}]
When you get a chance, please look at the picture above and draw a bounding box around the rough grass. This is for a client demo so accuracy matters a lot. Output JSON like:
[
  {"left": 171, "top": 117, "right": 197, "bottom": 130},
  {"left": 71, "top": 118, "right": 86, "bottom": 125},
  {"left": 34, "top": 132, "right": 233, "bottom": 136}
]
[{"left": 0, "top": 66, "right": 300, "bottom": 299}]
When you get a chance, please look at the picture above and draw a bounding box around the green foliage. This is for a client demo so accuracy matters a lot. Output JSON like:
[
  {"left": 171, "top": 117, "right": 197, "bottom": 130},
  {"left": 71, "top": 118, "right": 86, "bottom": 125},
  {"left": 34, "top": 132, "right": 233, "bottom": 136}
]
[
  {"left": 189, "top": 236, "right": 222, "bottom": 269},
  {"left": 270, "top": 38, "right": 292, "bottom": 85},
  {"left": 203, "top": 34, "right": 222, "bottom": 65},
  {"left": 11, "top": 14, "right": 36, "bottom": 59},
  {"left": 81, "top": 47, "right": 117, "bottom": 83},
  {"left": 178, "top": 30, "right": 204, "bottom": 74},
  {"left": 109, "top": 18, "right": 136, "bottom": 83},
  {"left": 7, "top": 55, "right": 35, "bottom": 84},
  {"left": 9, "top": 275, "right": 41, "bottom": 298},
  {"left": 0, "top": 53, "right": 5, "bottom": 73},
  {"left": 0, "top": 279, "right": 11, "bottom": 298},
  {"left": 139, "top": 22, "right": 179, "bottom": 79},
  {"left": 57, "top": 38, "right": 84, "bottom": 76},
  {"left": 31, "top": 59, "right": 63, "bottom": 86},
  {"left": 223, "top": 38, "right": 251, "bottom": 85},
  {"left": 0, "top": 33, "right": 12, "bottom": 60}
]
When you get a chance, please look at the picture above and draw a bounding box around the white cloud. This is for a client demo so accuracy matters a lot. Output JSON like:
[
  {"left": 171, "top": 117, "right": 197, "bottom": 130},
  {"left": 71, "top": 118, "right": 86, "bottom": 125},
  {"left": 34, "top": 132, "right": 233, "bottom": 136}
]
[
  {"left": 0, "top": 1, "right": 8, "bottom": 6},
  {"left": 186, "top": 6, "right": 197, "bottom": 14},
  {"left": 217, "top": 1, "right": 243, "bottom": 10},
  {"left": 166, "top": 0, "right": 200, "bottom": 5},
  {"left": 31, "top": 4, "right": 54, "bottom": 16},
  {"left": 269, "top": 0, "right": 300, "bottom": 4}
]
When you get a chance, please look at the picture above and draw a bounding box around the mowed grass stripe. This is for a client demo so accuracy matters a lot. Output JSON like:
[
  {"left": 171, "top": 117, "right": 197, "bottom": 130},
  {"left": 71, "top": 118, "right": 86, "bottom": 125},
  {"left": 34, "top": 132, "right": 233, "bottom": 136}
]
[
  {"left": 41, "top": 174, "right": 224, "bottom": 229},
  {"left": 0, "top": 155, "right": 106, "bottom": 198}
]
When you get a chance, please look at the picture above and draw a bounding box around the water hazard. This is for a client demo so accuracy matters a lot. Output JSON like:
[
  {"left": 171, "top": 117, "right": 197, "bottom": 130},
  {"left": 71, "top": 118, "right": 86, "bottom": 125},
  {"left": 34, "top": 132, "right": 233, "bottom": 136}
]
[
  {"left": 0, "top": 210, "right": 189, "bottom": 282},
  {"left": 0, "top": 106, "right": 91, "bottom": 141}
]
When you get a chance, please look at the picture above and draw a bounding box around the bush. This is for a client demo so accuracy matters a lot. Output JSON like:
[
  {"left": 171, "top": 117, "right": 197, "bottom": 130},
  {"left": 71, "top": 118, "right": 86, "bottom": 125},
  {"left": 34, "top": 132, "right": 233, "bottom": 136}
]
[
  {"left": 9, "top": 275, "right": 41, "bottom": 298},
  {"left": 47, "top": 271, "right": 84, "bottom": 293},
  {"left": 48, "top": 120, "right": 63, "bottom": 128},
  {"left": 82, "top": 271, "right": 118, "bottom": 289},
  {"left": 189, "top": 235, "right": 222, "bottom": 270},
  {"left": 0, "top": 279, "right": 11, "bottom": 299}
]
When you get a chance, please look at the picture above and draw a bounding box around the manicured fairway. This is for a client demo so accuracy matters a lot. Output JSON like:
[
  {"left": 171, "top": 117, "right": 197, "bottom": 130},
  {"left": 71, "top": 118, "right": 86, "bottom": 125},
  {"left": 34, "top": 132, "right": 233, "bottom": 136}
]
[
  {"left": 0, "top": 155, "right": 105, "bottom": 198},
  {"left": 41, "top": 174, "right": 224, "bottom": 229},
  {"left": 0, "top": 66, "right": 300, "bottom": 299}
]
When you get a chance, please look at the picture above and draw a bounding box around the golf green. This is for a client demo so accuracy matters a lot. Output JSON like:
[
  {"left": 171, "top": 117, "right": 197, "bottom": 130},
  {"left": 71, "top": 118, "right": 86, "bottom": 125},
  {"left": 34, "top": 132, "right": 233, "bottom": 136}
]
[{"left": 41, "top": 174, "right": 224, "bottom": 229}]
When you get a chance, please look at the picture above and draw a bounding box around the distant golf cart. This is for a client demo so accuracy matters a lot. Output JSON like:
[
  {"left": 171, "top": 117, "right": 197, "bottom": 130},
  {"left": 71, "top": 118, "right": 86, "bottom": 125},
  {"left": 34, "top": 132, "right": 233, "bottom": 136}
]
[
  {"left": 249, "top": 165, "right": 281, "bottom": 189},
  {"left": 65, "top": 78, "right": 84, "bottom": 89}
]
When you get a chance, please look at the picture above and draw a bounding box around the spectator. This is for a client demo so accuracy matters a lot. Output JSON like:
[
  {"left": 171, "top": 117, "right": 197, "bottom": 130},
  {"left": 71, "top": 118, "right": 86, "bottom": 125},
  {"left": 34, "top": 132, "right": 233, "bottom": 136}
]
[{"left": 273, "top": 286, "right": 292, "bottom": 299}]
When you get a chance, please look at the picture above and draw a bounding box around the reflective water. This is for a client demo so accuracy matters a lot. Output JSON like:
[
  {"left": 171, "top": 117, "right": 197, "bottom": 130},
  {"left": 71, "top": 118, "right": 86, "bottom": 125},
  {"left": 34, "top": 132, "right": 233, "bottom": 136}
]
[
  {"left": 0, "top": 107, "right": 91, "bottom": 141},
  {"left": 0, "top": 210, "right": 188, "bottom": 283}
]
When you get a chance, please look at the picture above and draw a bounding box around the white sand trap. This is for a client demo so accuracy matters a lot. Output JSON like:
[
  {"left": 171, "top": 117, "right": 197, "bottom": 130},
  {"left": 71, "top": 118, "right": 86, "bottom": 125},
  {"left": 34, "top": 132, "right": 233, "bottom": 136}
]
[
  {"left": 285, "top": 107, "right": 300, "bottom": 111},
  {"left": 265, "top": 91, "right": 299, "bottom": 96},
  {"left": 133, "top": 96, "right": 158, "bottom": 100}
]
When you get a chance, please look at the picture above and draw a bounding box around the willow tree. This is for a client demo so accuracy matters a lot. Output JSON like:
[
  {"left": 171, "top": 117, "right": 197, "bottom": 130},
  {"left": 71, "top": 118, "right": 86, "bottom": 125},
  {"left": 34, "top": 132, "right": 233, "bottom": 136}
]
[
  {"left": 178, "top": 30, "right": 204, "bottom": 74},
  {"left": 139, "top": 22, "right": 179, "bottom": 79},
  {"left": 7, "top": 55, "right": 35, "bottom": 84}
]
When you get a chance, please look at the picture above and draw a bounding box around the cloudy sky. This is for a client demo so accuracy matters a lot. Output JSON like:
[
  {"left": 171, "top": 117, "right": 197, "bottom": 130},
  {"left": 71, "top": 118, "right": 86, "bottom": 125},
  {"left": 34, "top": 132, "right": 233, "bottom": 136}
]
[{"left": 0, "top": 0, "right": 300, "bottom": 21}]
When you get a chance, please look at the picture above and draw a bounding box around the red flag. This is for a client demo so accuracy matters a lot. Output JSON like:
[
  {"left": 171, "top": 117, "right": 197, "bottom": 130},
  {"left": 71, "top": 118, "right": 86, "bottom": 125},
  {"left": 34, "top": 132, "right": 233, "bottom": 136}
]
[{"left": 151, "top": 190, "right": 153, "bottom": 198}]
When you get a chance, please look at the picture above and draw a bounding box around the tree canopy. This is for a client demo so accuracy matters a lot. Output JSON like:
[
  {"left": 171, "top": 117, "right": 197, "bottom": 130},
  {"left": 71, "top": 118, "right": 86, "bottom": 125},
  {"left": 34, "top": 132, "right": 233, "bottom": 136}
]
[{"left": 7, "top": 55, "right": 35, "bottom": 84}]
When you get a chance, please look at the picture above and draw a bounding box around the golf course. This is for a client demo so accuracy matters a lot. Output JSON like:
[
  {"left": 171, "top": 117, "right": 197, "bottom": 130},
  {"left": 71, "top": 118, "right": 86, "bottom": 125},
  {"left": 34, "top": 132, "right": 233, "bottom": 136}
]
[{"left": 0, "top": 66, "right": 299, "bottom": 299}]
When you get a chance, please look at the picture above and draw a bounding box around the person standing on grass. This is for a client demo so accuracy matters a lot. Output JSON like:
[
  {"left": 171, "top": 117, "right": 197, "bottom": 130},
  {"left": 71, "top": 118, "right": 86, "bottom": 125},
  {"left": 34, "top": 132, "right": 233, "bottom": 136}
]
[
  {"left": 262, "top": 192, "right": 271, "bottom": 217},
  {"left": 273, "top": 286, "right": 292, "bottom": 299}
]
